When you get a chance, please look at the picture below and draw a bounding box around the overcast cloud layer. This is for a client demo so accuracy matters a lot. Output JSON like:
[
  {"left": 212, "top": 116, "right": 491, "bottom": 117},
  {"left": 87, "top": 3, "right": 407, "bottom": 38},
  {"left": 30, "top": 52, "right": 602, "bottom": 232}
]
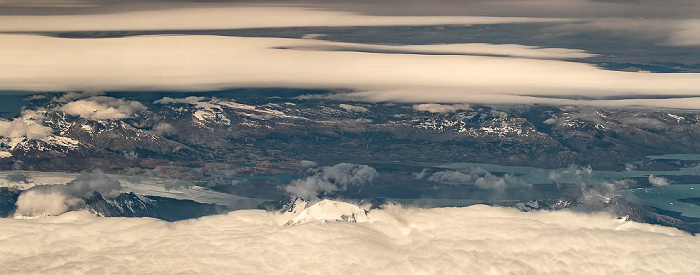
[
  {"left": 0, "top": 4, "right": 698, "bottom": 47},
  {"left": 0, "top": 3, "right": 698, "bottom": 108},
  {"left": 2, "top": 34, "right": 699, "bottom": 109},
  {"left": 0, "top": 6, "right": 573, "bottom": 32},
  {"left": 1, "top": 205, "right": 698, "bottom": 274},
  {"left": 1, "top": 0, "right": 699, "bottom": 19}
]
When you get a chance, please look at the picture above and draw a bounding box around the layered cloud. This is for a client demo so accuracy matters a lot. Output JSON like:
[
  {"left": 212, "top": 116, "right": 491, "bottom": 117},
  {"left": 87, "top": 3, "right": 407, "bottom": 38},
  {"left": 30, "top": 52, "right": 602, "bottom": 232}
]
[
  {"left": 1, "top": 204, "right": 698, "bottom": 273},
  {"left": 0, "top": 6, "right": 572, "bottom": 32},
  {"left": 0, "top": 2, "right": 696, "bottom": 47},
  {"left": 2, "top": 0, "right": 699, "bottom": 19},
  {"left": 2, "top": 34, "right": 700, "bottom": 109}
]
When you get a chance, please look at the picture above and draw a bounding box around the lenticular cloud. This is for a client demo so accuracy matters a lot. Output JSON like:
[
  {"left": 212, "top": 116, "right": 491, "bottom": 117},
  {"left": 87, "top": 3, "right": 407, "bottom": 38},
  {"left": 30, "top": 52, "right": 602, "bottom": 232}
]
[
  {"left": 1, "top": 204, "right": 698, "bottom": 274},
  {"left": 3, "top": 34, "right": 700, "bottom": 109}
]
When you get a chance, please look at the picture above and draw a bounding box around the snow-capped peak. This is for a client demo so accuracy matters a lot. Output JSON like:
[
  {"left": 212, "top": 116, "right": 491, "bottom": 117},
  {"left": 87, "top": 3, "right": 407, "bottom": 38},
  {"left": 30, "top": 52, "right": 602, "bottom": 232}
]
[{"left": 283, "top": 199, "right": 369, "bottom": 226}]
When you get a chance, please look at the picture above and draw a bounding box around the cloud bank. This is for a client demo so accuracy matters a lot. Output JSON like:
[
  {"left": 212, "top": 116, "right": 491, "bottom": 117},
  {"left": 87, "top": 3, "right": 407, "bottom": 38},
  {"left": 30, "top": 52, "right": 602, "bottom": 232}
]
[
  {"left": 0, "top": 6, "right": 573, "bottom": 32},
  {"left": 0, "top": 3, "right": 696, "bottom": 47},
  {"left": 0, "top": 204, "right": 698, "bottom": 273},
  {"left": 2, "top": 34, "right": 700, "bottom": 109}
]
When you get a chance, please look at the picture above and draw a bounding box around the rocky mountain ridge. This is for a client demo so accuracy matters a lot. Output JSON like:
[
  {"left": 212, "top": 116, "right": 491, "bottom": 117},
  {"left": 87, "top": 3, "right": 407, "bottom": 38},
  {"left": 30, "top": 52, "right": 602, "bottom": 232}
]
[{"left": 1, "top": 91, "right": 699, "bottom": 175}]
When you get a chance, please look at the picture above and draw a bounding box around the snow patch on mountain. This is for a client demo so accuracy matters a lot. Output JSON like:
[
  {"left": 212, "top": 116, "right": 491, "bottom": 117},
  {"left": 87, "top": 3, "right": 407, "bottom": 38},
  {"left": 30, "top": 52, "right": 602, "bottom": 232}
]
[
  {"left": 413, "top": 112, "right": 538, "bottom": 138},
  {"left": 219, "top": 101, "right": 307, "bottom": 121},
  {"left": 0, "top": 110, "right": 84, "bottom": 155},
  {"left": 42, "top": 136, "right": 80, "bottom": 149},
  {"left": 156, "top": 96, "right": 231, "bottom": 126}
]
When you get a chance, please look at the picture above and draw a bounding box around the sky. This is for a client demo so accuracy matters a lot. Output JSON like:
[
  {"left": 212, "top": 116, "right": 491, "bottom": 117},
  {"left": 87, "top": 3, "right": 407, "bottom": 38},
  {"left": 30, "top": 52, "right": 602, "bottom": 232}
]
[
  {"left": 1, "top": 0, "right": 699, "bottom": 18},
  {"left": 0, "top": 1, "right": 699, "bottom": 108}
]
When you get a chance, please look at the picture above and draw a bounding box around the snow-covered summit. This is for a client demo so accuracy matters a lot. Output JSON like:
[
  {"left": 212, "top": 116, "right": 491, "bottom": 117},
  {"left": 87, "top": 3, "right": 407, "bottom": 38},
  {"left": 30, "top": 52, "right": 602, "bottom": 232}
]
[{"left": 282, "top": 198, "right": 370, "bottom": 226}]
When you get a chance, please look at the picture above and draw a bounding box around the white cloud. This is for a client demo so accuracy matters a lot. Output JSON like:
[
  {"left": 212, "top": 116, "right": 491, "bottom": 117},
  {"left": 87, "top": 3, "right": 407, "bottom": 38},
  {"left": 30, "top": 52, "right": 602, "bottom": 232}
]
[
  {"left": 0, "top": 6, "right": 573, "bottom": 32},
  {"left": 286, "top": 163, "right": 378, "bottom": 199},
  {"left": 14, "top": 170, "right": 123, "bottom": 217},
  {"left": 2, "top": 34, "right": 700, "bottom": 109},
  {"left": 648, "top": 174, "right": 671, "bottom": 187},
  {"left": 0, "top": 204, "right": 698, "bottom": 273},
  {"left": 0, "top": 110, "right": 52, "bottom": 140},
  {"left": 426, "top": 168, "right": 526, "bottom": 191},
  {"left": 413, "top": 103, "right": 471, "bottom": 113},
  {"left": 0, "top": 3, "right": 694, "bottom": 47},
  {"left": 0, "top": 151, "right": 12, "bottom": 158},
  {"left": 0, "top": 119, "right": 51, "bottom": 140},
  {"left": 58, "top": 96, "right": 146, "bottom": 120},
  {"left": 14, "top": 189, "right": 83, "bottom": 217}
]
